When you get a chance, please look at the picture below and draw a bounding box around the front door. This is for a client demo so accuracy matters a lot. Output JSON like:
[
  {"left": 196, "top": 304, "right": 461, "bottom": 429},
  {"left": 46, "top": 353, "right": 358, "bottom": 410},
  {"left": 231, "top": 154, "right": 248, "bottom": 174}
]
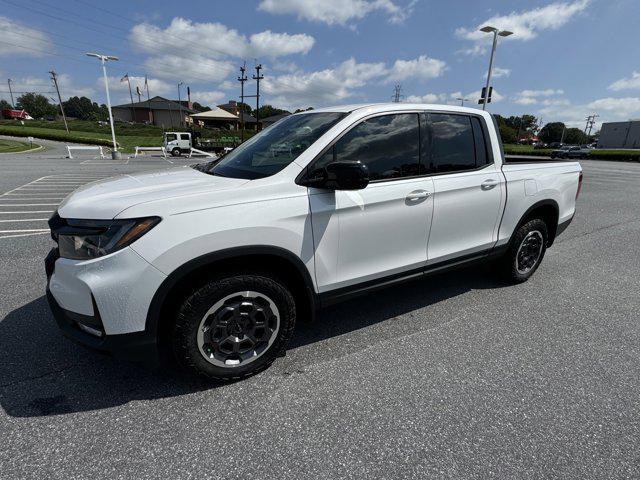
[{"left": 308, "top": 113, "right": 434, "bottom": 292}]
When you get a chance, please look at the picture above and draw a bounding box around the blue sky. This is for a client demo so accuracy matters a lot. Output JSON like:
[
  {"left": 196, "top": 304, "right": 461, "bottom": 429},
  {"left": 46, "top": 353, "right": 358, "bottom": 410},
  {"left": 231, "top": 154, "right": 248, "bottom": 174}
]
[{"left": 1, "top": 0, "right": 639, "bottom": 128}]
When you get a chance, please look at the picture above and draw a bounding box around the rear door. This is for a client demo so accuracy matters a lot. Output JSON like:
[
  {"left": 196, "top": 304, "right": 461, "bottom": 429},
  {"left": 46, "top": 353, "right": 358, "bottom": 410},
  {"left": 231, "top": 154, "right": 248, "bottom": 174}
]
[
  {"left": 426, "top": 113, "right": 504, "bottom": 264},
  {"left": 309, "top": 112, "right": 434, "bottom": 292}
]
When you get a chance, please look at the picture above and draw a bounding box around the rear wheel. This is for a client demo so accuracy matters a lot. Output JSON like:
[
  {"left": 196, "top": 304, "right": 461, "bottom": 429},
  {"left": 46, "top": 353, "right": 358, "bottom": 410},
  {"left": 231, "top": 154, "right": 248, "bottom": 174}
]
[
  {"left": 498, "top": 218, "right": 548, "bottom": 283},
  {"left": 172, "top": 274, "right": 296, "bottom": 380},
  {"left": 171, "top": 147, "right": 181, "bottom": 157}
]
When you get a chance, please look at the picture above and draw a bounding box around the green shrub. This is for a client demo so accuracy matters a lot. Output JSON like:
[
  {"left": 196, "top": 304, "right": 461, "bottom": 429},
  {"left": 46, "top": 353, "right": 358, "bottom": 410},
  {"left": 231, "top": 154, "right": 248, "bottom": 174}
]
[{"left": 0, "top": 125, "right": 115, "bottom": 147}]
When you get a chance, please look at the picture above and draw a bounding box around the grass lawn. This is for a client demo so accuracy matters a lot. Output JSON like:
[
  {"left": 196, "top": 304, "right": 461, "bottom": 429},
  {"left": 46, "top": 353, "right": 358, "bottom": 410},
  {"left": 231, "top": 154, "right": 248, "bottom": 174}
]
[
  {"left": 0, "top": 138, "right": 39, "bottom": 153},
  {"left": 0, "top": 120, "right": 253, "bottom": 153}
]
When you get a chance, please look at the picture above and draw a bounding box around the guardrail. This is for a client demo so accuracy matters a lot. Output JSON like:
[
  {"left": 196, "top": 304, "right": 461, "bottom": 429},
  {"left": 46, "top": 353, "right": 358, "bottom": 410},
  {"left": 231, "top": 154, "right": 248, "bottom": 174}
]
[
  {"left": 134, "top": 146, "right": 167, "bottom": 158},
  {"left": 66, "top": 145, "right": 105, "bottom": 159}
]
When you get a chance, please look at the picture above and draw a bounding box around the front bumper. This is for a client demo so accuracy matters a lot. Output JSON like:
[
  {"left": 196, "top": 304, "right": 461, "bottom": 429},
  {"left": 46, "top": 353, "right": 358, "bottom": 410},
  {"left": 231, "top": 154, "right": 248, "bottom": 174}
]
[
  {"left": 46, "top": 286, "right": 159, "bottom": 362},
  {"left": 45, "top": 246, "right": 166, "bottom": 362}
]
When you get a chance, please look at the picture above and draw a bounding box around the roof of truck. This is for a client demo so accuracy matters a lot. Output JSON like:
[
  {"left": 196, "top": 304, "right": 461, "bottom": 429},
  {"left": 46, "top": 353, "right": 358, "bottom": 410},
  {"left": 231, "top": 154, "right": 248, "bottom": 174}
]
[{"left": 306, "top": 103, "right": 491, "bottom": 116}]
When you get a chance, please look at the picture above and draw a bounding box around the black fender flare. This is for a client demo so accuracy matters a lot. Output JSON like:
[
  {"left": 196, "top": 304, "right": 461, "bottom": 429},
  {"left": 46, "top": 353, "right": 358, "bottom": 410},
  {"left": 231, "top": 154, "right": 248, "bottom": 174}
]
[
  {"left": 507, "top": 199, "right": 560, "bottom": 248},
  {"left": 145, "top": 245, "right": 319, "bottom": 337}
]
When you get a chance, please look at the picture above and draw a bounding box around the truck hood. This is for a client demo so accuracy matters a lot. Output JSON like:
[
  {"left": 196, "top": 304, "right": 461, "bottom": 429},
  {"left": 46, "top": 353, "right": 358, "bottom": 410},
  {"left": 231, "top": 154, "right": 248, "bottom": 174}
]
[{"left": 57, "top": 167, "right": 249, "bottom": 219}]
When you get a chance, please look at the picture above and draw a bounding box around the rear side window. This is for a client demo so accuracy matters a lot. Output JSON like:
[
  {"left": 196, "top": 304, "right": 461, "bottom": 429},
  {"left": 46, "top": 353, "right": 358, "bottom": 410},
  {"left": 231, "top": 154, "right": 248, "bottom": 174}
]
[
  {"left": 429, "top": 113, "right": 476, "bottom": 173},
  {"left": 330, "top": 113, "right": 420, "bottom": 181},
  {"left": 180, "top": 134, "right": 190, "bottom": 140}
]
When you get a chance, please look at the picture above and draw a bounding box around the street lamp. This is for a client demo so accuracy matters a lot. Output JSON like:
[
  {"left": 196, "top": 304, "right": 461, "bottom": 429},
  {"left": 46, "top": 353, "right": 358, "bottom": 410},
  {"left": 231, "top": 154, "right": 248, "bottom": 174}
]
[
  {"left": 456, "top": 97, "right": 469, "bottom": 106},
  {"left": 479, "top": 26, "right": 513, "bottom": 110},
  {"left": 177, "top": 81, "right": 184, "bottom": 128},
  {"left": 86, "top": 52, "right": 120, "bottom": 159}
]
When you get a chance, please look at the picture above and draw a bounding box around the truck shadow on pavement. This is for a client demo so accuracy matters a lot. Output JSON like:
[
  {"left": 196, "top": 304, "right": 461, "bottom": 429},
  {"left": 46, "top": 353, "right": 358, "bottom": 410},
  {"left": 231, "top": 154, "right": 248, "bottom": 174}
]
[{"left": 1, "top": 265, "right": 505, "bottom": 418}]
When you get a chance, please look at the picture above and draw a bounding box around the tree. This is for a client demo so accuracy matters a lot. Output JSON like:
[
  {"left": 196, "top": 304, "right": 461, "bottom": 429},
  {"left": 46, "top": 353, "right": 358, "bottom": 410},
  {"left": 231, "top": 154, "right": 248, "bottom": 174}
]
[
  {"left": 538, "top": 122, "right": 566, "bottom": 143},
  {"left": 294, "top": 107, "right": 315, "bottom": 113},
  {"left": 254, "top": 104, "right": 290, "bottom": 119},
  {"left": 16, "top": 93, "right": 57, "bottom": 119},
  {"left": 0, "top": 99, "right": 11, "bottom": 111},
  {"left": 499, "top": 124, "right": 518, "bottom": 144},
  {"left": 564, "top": 128, "right": 588, "bottom": 145},
  {"left": 191, "top": 102, "right": 210, "bottom": 113},
  {"left": 62, "top": 96, "right": 107, "bottom": 121}
]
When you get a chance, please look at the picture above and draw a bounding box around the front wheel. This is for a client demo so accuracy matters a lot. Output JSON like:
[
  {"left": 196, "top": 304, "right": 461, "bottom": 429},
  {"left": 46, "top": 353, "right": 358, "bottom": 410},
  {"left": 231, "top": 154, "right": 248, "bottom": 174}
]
[
  {"left": 172, "top": 274, "right": 296, "bottom": 381},
  {"left": 497, "top": 219, "right": 548, "bottom": 283},
  {"left": 171, "top": 147, "right": 182, "bottom": 157}
]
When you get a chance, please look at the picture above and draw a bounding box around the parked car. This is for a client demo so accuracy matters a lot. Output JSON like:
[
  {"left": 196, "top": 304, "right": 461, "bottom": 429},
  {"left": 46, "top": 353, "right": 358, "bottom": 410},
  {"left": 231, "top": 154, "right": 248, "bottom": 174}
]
[
  {"left": 547, "top": 142, "right": 564, "bottom": 149},
  {"left": 46, "top": 104, "right": 583, "bottom": 380},
  {"left": 551, "top": 145, "right": 591, "bottom": 159},
  {"left": 533, "top": 142, "right": 548, "bottom": 149}
]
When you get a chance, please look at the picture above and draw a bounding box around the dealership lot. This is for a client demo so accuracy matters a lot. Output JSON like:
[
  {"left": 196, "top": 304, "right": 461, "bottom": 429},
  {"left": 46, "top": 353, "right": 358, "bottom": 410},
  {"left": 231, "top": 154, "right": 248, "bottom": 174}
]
[{"left": 2, "top": 139, "right": 640, "bottom": 479}]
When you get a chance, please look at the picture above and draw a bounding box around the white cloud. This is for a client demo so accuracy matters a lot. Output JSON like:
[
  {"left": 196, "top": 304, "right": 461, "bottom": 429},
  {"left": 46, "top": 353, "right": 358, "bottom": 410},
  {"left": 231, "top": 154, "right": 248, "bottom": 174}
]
[
  {"left": 130, "top": 18, "right": 314, "bottom": 60},
  {"left": 0, "top": 16, "right": 50, "bottom": 57},
  {"left": 513, "top": 88, "right": 564, "bottom": 105},
  {"left": 483, "top": 67, "right": 511, "bottom": 79},
  {"left": 1, "top": 75, "right": 94, "bottom": 102},
  {"left": 608, "top": 71, "right": 640, "bottom": 91},
  {"left": 191, "top": 90, "right": 226, "bottom": 107},
  {"left": 262, "top": 58, "right": 387, "bottom": 109},
  {"left": 405, "top": 93, "right": 444, "bottom": 103},
  {"left": 262, "top": 54, "right": 445, "bottom": 110},
  {"left": 129, "top": 18, "right": 314, "bottom": 84},
  {"left": 456, "top": 0, "right": 590, "bottom": 54},
  {"left": 587, "top": 97, "right": 640, "bottom": 117},
  {"left": 386, "top": 55, "right": 447, "bottom": 82},
  {"left": 103, "top": 75, "right": 174, "bottom": 104},
  {"left": 258, "top": 0, "right": 415, "bottom": 26}
]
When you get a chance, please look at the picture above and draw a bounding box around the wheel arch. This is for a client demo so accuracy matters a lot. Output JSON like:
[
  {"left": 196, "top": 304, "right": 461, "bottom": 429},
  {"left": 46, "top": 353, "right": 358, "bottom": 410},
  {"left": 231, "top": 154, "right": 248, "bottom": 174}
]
[
  {"left": 511, "top": 199, "right": 560, "bottom": 247},
  {"left": 146, "top": 246, "right": 318, "bottom": 352}
]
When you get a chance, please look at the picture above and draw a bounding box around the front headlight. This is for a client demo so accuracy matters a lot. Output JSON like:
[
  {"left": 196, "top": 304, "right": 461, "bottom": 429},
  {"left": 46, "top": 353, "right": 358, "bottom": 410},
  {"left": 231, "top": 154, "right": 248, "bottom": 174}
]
[{"left": 50, "top": 215, "right": 161, "bottom": 260}]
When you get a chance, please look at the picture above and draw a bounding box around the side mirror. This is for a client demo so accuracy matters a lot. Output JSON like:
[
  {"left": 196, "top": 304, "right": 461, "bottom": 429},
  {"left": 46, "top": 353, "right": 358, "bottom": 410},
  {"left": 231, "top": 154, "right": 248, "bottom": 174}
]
[{"left": 300, "top": 161, "right": 369, "bottom": 190}]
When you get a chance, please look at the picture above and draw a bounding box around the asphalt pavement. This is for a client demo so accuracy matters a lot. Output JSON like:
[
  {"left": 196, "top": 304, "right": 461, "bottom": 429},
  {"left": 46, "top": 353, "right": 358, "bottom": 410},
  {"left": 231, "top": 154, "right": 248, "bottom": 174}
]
[{"left": 1, "top": 137, "right": 640, "bottom": 479}]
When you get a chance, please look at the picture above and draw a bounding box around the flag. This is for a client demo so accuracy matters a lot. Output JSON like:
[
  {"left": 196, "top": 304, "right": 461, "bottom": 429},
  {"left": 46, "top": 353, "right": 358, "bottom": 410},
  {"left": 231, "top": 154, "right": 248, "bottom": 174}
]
[
  {"left": 120, "top": 73, "right": 129, "bottom": 83},
  {"left": 136, "top": 86, "right": 142, "bottom": 96},
  {"left": 144, "top": 75, "right": 148, "bottom": 87}
]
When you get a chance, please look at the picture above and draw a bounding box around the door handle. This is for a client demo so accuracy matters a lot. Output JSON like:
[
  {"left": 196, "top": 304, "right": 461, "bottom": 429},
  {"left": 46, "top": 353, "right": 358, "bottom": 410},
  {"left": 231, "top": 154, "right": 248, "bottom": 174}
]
[
  {"left": 406, "top": 190, "right": 431, "bottom": 201},
  {"left": 481, "top": 179, "right": 499, "bottom": 190}
]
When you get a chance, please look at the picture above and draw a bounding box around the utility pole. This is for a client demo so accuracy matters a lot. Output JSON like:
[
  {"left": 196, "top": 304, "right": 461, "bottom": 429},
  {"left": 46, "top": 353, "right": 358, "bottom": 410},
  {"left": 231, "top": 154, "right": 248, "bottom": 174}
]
[
  {"left": 560, "top": 124, "right": 566, "bottom": 144},
  {"left": 144, "top": 75, "right": 153, "bottom": 125},
  {"left": 252, "top": 64, "right": 264, "bottom": 131},
  {"left": 7, "top": 79, "right": 15, "bottom": 108},
  {"left": 392, "top": 84, "right": 403, "bottom": 103},
  {"left": 49, "top": 70, "right": 69, "bottom": 133},
  {"left": 585, "top": 113, "right": 598, "bottom": 140},
  {"left": 238, "top": 64, "right": 248, "bottom": 142},
  {"left": 177, "top": 81, "right": 184, "bottom": 128}
]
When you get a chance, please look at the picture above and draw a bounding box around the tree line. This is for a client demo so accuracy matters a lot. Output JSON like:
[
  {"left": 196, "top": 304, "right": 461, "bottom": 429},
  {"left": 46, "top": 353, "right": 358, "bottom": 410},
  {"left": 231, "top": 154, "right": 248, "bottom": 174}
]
[{"left": 494, "top": 114, "right": 594, "bottom": 145}]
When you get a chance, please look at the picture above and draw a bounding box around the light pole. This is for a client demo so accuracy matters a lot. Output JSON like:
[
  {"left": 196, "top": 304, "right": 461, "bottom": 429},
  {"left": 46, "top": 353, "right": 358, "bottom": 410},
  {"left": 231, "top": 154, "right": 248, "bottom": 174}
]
[
  {"left": 86, "top": 52, "right": 120, "bottom": 159},
  {"left": 456, "top": 97, "right": 469, "bottom": 106},
  {"left": 7, "top": 79, "right": 15, "bottom": 108},
  {"left": 479, "top": 26, "right": 512, "bottom": 110},
  {"left": 177, "top": 81, "right": 184, "bottom": 128}
]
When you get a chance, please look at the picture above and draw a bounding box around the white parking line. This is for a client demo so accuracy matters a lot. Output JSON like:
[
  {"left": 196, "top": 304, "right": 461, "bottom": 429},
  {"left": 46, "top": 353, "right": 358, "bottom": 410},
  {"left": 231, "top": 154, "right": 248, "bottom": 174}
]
[
  {"left": 0, "top": 211, "right": 53, "bottom": 214},
  {"left": 0, "top": 203, "right": 59, "bottom": 206},
  {"left": 0, "top": 218, "right": 49, "bottom": 222},
  {"left": 0, "top": 232, "right": 50, "bottom": 239},
  {"left": 0, "top": 228, "right": 50, "bottom": 233}
]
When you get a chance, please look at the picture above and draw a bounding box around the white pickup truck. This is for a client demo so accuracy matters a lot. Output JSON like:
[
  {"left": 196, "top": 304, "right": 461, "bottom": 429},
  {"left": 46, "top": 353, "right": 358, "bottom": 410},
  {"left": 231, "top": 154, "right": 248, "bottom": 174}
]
[{"left": 45, "top": 103, "right": 583, "bottom": 380}]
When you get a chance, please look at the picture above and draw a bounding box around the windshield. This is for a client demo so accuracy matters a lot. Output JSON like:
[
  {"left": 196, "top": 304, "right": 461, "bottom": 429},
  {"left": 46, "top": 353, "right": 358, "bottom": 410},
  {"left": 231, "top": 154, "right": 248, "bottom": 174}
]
[{"left": 207, "top": 112, "right": 346, "bottom": 179}]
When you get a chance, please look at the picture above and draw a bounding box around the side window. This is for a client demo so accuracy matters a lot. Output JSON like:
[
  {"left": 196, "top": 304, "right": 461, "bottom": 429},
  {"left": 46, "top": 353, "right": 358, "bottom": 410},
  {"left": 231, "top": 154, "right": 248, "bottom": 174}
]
[
  {"left": 180, "top": 134, "right": 190, "bottom": 141},
  {"left": 471, "top": 116, "right": 488, "bottom": 167},
  {"left": 165, "top": 134, "right": 177, "bottom": 142},
  {"left": 329, "top": 113, "right": 420, "bottom": 181},
  {"left": 429, "top": 114, "right": 476, "bottom": 173}
]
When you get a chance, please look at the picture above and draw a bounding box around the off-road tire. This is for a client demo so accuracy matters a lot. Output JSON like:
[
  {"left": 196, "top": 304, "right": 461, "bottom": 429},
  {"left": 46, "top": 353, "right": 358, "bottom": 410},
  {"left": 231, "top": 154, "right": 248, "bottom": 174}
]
[
  {"left": 172, "top": 274, "right": 296, "bottom": 381},
  {"left": 498, "top": 218, "right": 548, "bottom": 284}
]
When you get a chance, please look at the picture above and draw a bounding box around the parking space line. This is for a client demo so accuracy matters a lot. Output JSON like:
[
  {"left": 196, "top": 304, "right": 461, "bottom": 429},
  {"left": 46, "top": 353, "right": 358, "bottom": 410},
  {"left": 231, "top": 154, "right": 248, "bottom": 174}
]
[
  {"left": 0, "top": 211, "right": 53, "bottom": 214},
  {"left": 0, "top": 232, "right": 50, "bottom": 239},
  {"left": 0, "top": 203, "right": 59, "bottom": 206},
  {"left": 0, "top": 228, "right": 50, "bottom": 233}
]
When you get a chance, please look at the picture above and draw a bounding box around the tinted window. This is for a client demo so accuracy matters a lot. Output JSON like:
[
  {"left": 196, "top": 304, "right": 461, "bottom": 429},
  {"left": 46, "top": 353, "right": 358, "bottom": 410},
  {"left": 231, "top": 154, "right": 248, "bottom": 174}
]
[
  {"left": 429, "top": 114, "right": 475, "bottom": 172},
  {"left": 471, "top": 116, "right": 488, "bottom": 167},
  {"left": 180, "top": 134, "right": 190, "bottom": 140},
  {"left": 165, "top": 134, "right": 177, "bottom": 142},
  {"left": 210, "top": 112, "right": 346, "bottom": 179},
  {"left": 330, "top": 114, "right": 420, "bottom": 181}
]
